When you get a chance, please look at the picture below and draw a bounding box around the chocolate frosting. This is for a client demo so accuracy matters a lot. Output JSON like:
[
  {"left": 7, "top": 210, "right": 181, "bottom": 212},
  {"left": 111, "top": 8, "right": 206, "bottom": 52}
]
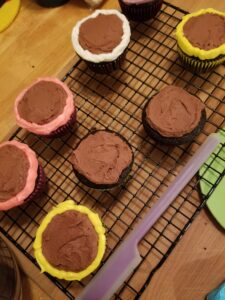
[
  {"left": 0, "top": 145, "right": 29, "bottom": 201},
  {"left": 42, "top": 210, "right": 98, "bottom": 272},
  {"left": 146, "top": 86, "right": 205, "bottom": 138},
  {"left": 71, "top": 131, "right": 133, "bottom": 184},
  {"left": 79, "top": 14, "right": 123, "bottom": 54},
  {"left": 183, "top": 13, "right": 225, "bottom": 50},
  {"left": 17, "top": 81, "right": 67, "bottom": 125}
]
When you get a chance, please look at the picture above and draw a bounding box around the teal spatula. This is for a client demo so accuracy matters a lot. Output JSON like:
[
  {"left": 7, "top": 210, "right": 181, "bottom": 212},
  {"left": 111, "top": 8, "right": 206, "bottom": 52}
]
[{"left": 77, "top": 133, "right": 220, "bottom": 300}]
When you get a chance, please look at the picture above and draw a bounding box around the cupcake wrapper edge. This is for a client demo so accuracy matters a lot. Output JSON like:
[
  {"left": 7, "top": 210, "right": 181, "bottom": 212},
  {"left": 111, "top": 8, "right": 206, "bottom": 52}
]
[
  {"left": 177, "top": 46, "right": 225, "bottom": 73},
  {"left": 119, "top": 0, "right": 163, "bottom": 22}
]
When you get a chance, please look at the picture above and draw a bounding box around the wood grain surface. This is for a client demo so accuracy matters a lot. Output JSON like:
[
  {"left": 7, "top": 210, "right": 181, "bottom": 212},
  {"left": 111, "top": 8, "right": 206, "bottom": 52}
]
[{"left": 0, "top": 1, "right": 224, "bottom": 300}]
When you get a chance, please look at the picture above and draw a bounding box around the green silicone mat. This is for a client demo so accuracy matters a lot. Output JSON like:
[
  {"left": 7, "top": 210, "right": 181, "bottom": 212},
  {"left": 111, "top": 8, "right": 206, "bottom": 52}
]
[{"left": 199, "top": 129, "right": 225, "bottom": 228}]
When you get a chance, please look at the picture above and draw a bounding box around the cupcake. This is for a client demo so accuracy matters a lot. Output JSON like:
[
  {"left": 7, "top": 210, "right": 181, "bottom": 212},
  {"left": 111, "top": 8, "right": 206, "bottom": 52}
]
[
  {"left": 142, "top": 85, "right": 206, "bottom": 145},
  {"left": 14, "top": 77, "right": 76, "bottom": 138},
  {"left": 34, "top": 200, "right": 106, "bottom": 281},
  {"left": 70, "top": 130, "right": 134, "bottom": 189},
  {"left": 36, "top": 0, "right": 69, "bottom": 8},
  {"left": 0, "top": 141, "right": 46, "bottom": 211},
  {"left": 118, "top": 0, "right": 163, "bottom": 22},
  {"left": 176, "top": 8, "right": 225, "bottom": 72},
  {"left": 71, "top": 9, "right": 131, "bottom": 73}
]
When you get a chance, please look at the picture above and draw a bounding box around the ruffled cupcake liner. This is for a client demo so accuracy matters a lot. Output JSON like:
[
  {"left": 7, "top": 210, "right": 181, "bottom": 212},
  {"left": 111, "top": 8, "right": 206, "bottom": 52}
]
[
  {"left": 85, "top": 52, "right": 126, "bottom": 74},
  {"left": 118, "top": 0, "right": 163, "bottom": 22},
  {"left": 177, "top": 46, "right": 225, "bottom": 73},
  {"left": 43, "top": 109, "right": 76, "bottom": 138},
  {"left": 142, "top": 95, "right": 207, "bottom": 145},
  {"left": 25, "top": 165, "right": 46, "bottom": 203}
]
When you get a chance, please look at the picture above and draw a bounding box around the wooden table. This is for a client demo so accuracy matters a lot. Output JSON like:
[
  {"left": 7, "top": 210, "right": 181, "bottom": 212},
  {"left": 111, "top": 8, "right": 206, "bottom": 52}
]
[{"left": 0, "top": 1, "right": 224, "bottom": 299}]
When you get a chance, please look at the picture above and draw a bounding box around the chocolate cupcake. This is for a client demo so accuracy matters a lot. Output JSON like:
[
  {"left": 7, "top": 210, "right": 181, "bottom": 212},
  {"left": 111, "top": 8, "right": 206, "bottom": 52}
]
[
  {"left": 176, "top": 8, "right": 225, "bottom": 72},
  {"left": 118, "top": 0, "right": 163, "bottom": 22},
  {"left": 14, "top": 77, "right": 76, "bottom": 137},
  {"left": 71, "top": 9, "right": 131, "bottom": 73},
  {"left": 36, "top": 0, "right": 69, "bottom": 8},
  {"left": 70, "top": 130, "right": 134, "bottom": 189},
  {"left": 34, "top": 200, "right": 106, "bottom": 280},
  {"left": 142, "top": 85, "right": 206, "bottom": 145},
  {"left": 0, "top": 141, "right": 46, "bottom": 211}
]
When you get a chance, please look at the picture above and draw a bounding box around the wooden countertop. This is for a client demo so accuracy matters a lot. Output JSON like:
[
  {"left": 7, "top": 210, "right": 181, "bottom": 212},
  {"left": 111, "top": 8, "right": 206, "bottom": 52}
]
[{"left": 0, "top": 1, "right": 224, "bottom": 299}]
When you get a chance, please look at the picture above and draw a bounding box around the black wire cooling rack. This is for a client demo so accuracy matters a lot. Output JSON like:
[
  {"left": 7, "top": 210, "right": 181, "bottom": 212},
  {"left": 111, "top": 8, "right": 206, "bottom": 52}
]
[{"left": 0, "top": 2, "right": 224, "bottom": 299}]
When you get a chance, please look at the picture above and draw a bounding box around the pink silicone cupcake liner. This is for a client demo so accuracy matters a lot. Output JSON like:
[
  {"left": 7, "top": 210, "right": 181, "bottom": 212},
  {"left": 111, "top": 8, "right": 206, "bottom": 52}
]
[
  {"left": 15, "top": 77, "right": 76, "bottom": 137},
  {"left": 119, "top": 0, "right": 163, "bottom": 22}
]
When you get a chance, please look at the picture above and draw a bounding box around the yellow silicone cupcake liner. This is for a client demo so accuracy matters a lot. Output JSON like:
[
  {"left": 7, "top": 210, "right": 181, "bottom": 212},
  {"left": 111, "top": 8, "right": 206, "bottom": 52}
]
[
  {"left": 176, "top": 8, "right": 225, "bottom": 60},
  {"left": 33, "top": 200, "right": 106, "bottom": 281}
]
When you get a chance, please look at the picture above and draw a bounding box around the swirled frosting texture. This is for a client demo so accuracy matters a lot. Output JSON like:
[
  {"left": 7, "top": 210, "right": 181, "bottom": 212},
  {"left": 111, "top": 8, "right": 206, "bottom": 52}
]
[
  {"left": 71, "top": 131, "right": 133, "bottom": 184},
  {"left": 183, "top": 13, "right": 225, "bottom": 51},
  {"left": 79, "top": 14, "right": 123, "bottom": 55},
  {"left": 146, "top": 86, "right": 205, "bottom": 137},
  {"left": 42, "top": 210, "right": 98, "bottom": 272}
]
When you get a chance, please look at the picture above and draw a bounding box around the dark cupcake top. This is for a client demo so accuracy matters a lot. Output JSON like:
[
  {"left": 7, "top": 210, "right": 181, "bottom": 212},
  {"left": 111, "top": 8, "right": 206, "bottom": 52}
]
[
  {"left": 42, "top": 210, "right": 99, "bottom": 273},
  {"left": 183, "top": 13, "right": 225, "bottom": 50},
  {"left": 78, "top": 13, "right": 123, "bottom": 55},
  {"left": 146, "top": 85, "right": 205, "bottom": 138},
  {"left": 17, "top": 81, "right": 67, "bottom": 125},
  {"left": 71, "top": 131, "right": 133, "bottom": 185},
  {"left": 0, "top": 145, "right": 29, "bottom": 201}
]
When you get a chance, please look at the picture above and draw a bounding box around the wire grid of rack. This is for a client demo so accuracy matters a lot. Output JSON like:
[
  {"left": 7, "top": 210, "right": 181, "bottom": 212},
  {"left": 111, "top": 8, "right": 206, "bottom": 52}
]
[{"left": 0, "top": 2, "right": 225, "bottom": 299}]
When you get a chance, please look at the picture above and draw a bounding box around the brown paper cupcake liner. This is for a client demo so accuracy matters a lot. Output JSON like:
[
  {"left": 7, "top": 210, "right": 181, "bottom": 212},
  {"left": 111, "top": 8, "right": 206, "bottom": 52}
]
[
  {"left": 177, "top": 46, "right": 225, "bottom": 73},
  {"left": 118, "top": 0, "right": 163, "bottom": 22},
  {"left": 25, "top": 165, "right": 46, "bottom": 203},
  {"left": 85, "top": 52, "right": 126, "bottom": 74},
  {"left": 142, "top": 96, "right": 207, "bottom": 145},
  {"left": 73, "top": 164, "right": 132, "bottom": 190},
  {"left": 43, "top": 109, "right": 76, "bottom": 138}
]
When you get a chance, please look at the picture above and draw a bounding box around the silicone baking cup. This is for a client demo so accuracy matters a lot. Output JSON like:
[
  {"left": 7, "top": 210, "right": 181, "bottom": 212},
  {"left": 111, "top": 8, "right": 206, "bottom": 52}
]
[
  {"left": 71, "top": 9, "right": 131, "bottom": 74},
  {"left": 0, "top": 141, "right": 46, "bottom": 211},
  {"left": 14, "top": 77, "right": 76, "bottom": 138},
  {"left": 176, "top": 8, "right": 225, "bottom": 72},
  {"left": 34, "top": 200, "right": 106, "bottom": 281}
]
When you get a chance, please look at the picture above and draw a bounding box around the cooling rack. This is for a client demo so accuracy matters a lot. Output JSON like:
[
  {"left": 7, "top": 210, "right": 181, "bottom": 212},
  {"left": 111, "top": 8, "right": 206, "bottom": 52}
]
[{"left": 0, "top": 2, "right": 224, "bottom": 299}]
